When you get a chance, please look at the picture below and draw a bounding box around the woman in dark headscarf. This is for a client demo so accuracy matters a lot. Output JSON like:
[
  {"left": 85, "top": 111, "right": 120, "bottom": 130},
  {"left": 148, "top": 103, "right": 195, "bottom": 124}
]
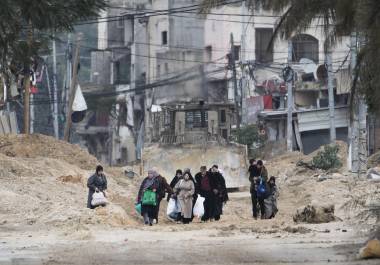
[
  {"left": 264, "top": 176, "right": 279, "bottom": 219},
  {"left": 137, "top": 170, "right": 159, "bottom": 226},
  {"left": 87, "top": 165, "right": 107, "bottom": 209}
]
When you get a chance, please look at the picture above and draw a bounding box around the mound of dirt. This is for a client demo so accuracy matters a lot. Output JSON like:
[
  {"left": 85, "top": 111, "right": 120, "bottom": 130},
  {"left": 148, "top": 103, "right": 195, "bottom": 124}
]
[
  {"left": 0, "top": 135, "right": 139, "bottom": 230},
  {"left": 297, "top": 141, "right": 348, "bottom": 171},
  {"left": 293, "top": 204, "right": 337, "bottom": 224},
  {"left": 0, "top": 134, "right": 98, "bottom": 170}
]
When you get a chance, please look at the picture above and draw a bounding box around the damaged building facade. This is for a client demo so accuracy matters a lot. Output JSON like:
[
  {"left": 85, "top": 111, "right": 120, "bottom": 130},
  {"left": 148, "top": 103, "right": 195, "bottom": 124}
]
[{"left": 77, "top": 1, "right": 379, "bottom": 165}]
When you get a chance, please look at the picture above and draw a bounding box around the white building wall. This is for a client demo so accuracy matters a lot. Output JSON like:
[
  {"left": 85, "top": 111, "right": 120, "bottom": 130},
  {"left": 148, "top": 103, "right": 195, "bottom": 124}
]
[{"left": 204, "top": 5, "right": 350, "bottom": 71}]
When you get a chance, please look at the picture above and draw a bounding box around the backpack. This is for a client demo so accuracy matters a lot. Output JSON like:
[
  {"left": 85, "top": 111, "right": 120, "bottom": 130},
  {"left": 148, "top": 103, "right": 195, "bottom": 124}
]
[{"left": 257, "top": 177, "right": 267, "bottom": 199}]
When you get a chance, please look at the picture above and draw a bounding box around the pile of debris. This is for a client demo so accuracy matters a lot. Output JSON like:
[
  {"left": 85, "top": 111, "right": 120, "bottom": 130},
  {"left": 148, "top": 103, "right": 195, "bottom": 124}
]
[
  {"left": 293, "top": 204, "right": 337, "bottom": 224},
  {"left": 0, "top": 134, "right": 98, "bottom": 170},
  {"left": 0, "top": 134, "right": 140, "bottom": 230}
]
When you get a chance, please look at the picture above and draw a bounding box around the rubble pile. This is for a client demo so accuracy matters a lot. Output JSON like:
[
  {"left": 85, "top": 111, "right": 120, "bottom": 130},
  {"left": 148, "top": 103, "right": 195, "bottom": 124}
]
[
  {"left": 293, "top": 204, "right": 336, "bottom": 224},
  {"left": 0, "top": 134, "right": 98, "bottom": 170},
  {"left": 0, "top": 134, "right": 140, "bottom": 229}
]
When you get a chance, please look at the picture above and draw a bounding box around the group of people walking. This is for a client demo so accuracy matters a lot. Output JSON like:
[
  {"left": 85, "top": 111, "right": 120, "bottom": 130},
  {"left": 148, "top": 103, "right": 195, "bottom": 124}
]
[
  {"left": 136, "top": 165, "right": 228, "bottom": 225},
  {"left": 86, "top": 160, "right": 278, "bottom": 225},
  {"left": 248, "top": 159, "right": 279, "bottom": 220}
]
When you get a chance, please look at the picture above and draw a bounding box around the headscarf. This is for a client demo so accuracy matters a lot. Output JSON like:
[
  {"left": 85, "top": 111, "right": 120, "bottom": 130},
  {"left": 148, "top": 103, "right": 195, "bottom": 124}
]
[{"left": 143, "top": 170, "right": 158, "bottom": 190}]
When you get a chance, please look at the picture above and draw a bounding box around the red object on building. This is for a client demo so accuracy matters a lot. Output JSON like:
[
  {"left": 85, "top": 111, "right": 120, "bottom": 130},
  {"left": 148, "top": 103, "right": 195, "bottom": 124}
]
[
  {"left": 263, "top": 95, "right": 273, "bottom": 110},
  {"left": 30, "top": 86, "right": 38, "bottom": 94}
]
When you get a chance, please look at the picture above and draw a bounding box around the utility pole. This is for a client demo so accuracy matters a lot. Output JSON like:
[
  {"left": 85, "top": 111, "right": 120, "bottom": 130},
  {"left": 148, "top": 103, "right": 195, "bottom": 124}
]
[
  {"left": 349, "top": 32, "right": 359, "bottom": 173},
  {"left": 23, "top": 20, "right": 33, "bottom": 134},
  {"left": 348, "top": 32, "right": 367, "bottom": 175},
  {"left": 63, "top": 33, "right": 82, "bottom": 141},
  {"left": 326, "top": 51, "right": 336, "bottom": 142},
  {"left": 285, "top": 41, "right": 294, "bottom": 152},
  {"left": 230, "top": 33, "right": 240, "bottom": 129},
  {"left": 52, "top": 34, "right": 59, "bottom": 139},
  {"left": 65, "top": 34, "right": 72, "bottom": 122},
  {"left": 45, "top": 65, "right": 56, "bottom": 132},
  {"left": 240, "top": 0, "right": 248, "bottom": 125}
]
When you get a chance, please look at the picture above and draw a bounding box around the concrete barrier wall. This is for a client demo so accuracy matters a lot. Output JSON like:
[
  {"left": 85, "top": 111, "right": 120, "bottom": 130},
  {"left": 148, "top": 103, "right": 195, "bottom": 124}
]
[{"left": 143, "top": 143, "right": 249, "bottom": 188}]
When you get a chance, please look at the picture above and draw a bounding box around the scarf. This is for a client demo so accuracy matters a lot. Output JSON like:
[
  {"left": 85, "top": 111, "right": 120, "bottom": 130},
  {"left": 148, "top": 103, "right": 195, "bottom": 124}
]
[{"left": 143, "top": 170, "right": 158, "bottom": 190}]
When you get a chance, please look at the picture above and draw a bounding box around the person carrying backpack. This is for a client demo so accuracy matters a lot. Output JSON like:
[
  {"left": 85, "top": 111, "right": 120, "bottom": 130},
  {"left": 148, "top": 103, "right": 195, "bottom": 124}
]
[{"left": 251, "top": 160, "right": 268, "bottom": 219}]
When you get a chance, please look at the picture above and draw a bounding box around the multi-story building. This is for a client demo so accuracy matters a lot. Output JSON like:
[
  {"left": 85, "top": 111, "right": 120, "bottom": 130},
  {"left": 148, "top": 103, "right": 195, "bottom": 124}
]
[{"left": 78, "top": 1, "right": 377, "bottom": 165}]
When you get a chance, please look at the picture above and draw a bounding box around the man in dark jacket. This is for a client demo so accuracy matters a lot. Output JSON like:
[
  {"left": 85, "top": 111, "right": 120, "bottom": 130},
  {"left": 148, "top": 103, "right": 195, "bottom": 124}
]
[
  {"left": 195, "top": 166, "right": 214, "bottom": 222},
  {"left": 209, "top": 165, "right": 228, "bottom": 221},
  {"left": 87, "top": 165, "right": 107, "bottom": 209}
]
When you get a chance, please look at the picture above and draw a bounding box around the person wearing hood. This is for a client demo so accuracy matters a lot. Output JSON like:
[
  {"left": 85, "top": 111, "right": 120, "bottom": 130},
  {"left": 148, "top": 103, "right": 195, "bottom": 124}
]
[
  {"left": 168, "top": 169, "right": 183, "bottom": 201},
  {"left": 174, "top": 172, "right": 195, "bottom": 224},
  {"left": 264, "top": 176, "right": 279, "bottom": 219},
  {"left": 137, "top": 170, "right": 159, "bottom": 226},
  {"left": 87, "top": 165, "right": 107, "bottom": 209}
]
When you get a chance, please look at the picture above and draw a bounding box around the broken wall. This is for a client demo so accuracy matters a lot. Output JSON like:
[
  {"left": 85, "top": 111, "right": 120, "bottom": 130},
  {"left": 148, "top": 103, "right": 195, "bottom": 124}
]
[{"left": 143, "top": 143, "right": 249, "bottom": 188}]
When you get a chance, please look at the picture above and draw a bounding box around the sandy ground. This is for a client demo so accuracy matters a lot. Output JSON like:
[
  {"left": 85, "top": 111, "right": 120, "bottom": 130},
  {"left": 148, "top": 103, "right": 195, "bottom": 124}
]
[
  {"left": 0, "top": 189, "right": 379, "bottom": 265},
  {"left": 0, "top": 191, "right": 379, "bottom": 265},
  {"left": 1, "top": 135, "right": 379, "bottom": 264}
]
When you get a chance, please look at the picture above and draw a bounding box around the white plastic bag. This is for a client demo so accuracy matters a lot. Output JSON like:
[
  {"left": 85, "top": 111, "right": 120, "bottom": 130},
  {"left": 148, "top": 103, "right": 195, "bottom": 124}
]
[
  {"left": 91, "top": 191, "right": 108, "bottom": 206},
  {"left": 193, "top": 195, "right": 205, "bottom": 218},
  {"left": 167, "top": 198, "right": 179, "bottom": 216}
]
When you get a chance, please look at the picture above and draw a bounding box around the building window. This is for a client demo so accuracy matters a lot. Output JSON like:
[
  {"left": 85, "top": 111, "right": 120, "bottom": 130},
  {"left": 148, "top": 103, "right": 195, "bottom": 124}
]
[
  {"left": 117, "top": 17, "right": 124, "bottom": 29},
  {"left": 233, "top": 45, "right": 240, "bottom": 61},
  {"left": 205, "top": 46, "right": 212, "bottom": 61},
  {"left": 164, "top": 63, "right": 169, "bottom": 74},
  {"left": 220, "top": 109, "right": 226, "bottom": 123},
  {"left": 255, "top": 28, "right": 273, "bottom": 63},
  {"left": 185, "top": 110, "right": 208, "bottom": 129},
  {"left": 292, "top": 34, "right": 319, "bottom": 63},
  {"left": 162, "top": 31, "right": 168, "bottom": 45},
  {"left": 157, "top": 64, "right": 161, "bottom": 77}
]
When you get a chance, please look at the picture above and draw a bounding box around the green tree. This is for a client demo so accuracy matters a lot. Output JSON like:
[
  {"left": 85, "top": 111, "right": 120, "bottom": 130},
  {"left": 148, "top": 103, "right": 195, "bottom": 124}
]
[
  {"left": 200, "top": 0, "right": 380, "bottom": 113},
  {"left": 0, "top": 0, "right": 107, "bottom": 132}
]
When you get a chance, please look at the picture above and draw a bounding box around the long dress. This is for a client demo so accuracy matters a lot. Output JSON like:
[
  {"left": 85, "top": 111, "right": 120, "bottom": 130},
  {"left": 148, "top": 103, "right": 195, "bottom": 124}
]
[
  {"left": 264, "top": 184, "right": 279, "bottom": 219},
  {"left": 174, "top": 179, "right": 195, "bottom": 219}
]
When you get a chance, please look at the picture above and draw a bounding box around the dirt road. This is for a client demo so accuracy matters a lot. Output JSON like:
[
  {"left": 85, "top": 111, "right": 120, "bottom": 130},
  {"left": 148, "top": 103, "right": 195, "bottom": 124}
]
[{"left": 0, "top": 225, "right": 377, "bottom": 265}]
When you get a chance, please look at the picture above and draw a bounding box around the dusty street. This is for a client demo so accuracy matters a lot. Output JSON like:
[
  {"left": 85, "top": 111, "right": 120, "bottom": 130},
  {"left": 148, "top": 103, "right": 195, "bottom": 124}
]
[
  {"left": 0, "top": 192, "right": 378, "bottom": 265},
  {"left": 1, "top": 135, "right": 379, "bottom": 264},
  {"left": 0, "top": 218, "right": 377, "bottom": 265}
]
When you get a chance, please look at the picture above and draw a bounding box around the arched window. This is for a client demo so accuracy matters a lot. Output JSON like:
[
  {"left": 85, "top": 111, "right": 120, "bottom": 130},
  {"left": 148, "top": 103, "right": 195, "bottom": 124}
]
[{"left": 291, "top": 34, "right": 319, "bottom": 63}]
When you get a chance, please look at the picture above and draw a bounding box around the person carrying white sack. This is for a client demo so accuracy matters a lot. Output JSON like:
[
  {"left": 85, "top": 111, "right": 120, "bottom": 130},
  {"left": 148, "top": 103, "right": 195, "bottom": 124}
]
[
  {"left": 174, "top": 172, "right": 195, "bottom": 224},
  {"left": 87, "top": 165, "right": 108, "bottom": 209}
]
